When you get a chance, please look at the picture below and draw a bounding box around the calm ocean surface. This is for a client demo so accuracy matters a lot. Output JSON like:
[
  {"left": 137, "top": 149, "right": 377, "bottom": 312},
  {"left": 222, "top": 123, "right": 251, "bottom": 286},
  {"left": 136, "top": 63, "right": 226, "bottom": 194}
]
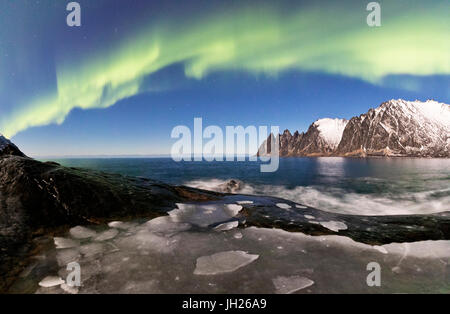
[{"left": 44, "top": 157, "right": 450, "bottom": 216}]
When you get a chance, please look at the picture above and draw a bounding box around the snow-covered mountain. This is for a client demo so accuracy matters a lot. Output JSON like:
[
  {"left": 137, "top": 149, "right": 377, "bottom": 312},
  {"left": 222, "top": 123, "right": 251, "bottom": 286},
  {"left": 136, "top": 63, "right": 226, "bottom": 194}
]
[
  {"left": 337, "top": 99, "right": 450, "bottom": 157},
  {"left": 314, "top": 118, "right": 348, "bottom": 150},
  {"left": 258, "top": 99, "right": 450, "bottom": 157},
  {"left": 258, "top": 118, "right": 348, "bottom": 157}
]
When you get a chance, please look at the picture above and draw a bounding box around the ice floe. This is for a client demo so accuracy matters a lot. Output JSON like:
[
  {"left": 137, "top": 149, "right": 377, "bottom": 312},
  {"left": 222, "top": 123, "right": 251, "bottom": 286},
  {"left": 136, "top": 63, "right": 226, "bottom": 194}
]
[
  {"left": 116, "top": 230, "right": 177, "bottom": 253},
  {"left": 54, "top": 237, "right": 79, "bottom": 249},
  {"left": 273, "top": 276, "right": 314, "bottom": 294},
  {"left": 214, "top": 221, "right": 239, "bottom": 232},
  {"left": 69, "top": 226, "right": 97, "bottom": 239},
  {"left": 276, "top": 203, "right": 292, "bottom": 209},
  {"left": 38, "top": 276, "right": 64, "bottom": 288},
  {"left": 94, "top": 228, "right": 119, "bottom": 241},
  {"left": 169, "top": 203, "right": 242, "bottom": 227},
  {"left": 23, "top": 211, "right": 450, "bottom": 294},
  {"left": 80, "top": 243, "right": 105, "bottom": 258},
  {"left": 56, "top": 248, "right": 80, "bottom": 267},
  {"left": 236, "top": 200, "right": 254, "bottom": 205},
  {"left": 60, "top": 283, "right": 79, "bottom": 294},
  {"left": 194, "top": 251, "right": 259, "bottom": 275},
  {"left": 108, "top": 221, "right": 137, "bottom": 230},
  {"left": 304, "top": 215, "right": 315, "bottom": 220},
  {"left": 319, "top": 221, "right": 348, "bottom": 232},
  {"left": 144, "top": 216, "right": 191, "bottom": 235},
  {"left": 296, "top": 205, "right": 307, "bottom": 209}
]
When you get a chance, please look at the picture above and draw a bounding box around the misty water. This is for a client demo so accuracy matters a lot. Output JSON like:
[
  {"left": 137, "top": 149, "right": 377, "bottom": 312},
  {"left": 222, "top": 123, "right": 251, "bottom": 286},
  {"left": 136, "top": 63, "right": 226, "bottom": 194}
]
[
  {"left": 14, "top": 157, "right": 449, "bottom": 293},
  {"left": 50, "top": 157, "right": 450, "bottom": 216}
]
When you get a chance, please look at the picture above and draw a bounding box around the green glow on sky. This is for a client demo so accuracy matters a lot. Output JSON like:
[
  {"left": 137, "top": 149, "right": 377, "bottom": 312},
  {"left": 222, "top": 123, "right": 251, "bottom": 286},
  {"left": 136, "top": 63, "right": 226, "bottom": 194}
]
[{"left": 1, "top": 1, "right": 449, "bottom": 137}]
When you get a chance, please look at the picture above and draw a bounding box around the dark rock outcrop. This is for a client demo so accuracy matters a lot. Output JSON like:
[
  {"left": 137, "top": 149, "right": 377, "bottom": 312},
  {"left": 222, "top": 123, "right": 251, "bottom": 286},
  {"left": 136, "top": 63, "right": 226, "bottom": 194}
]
[
  {"left": 0, "top": 154, "right": 219, "bottom": 292},
  {"left": 0, "top": 135, "right": 26, "bottom": 158}
]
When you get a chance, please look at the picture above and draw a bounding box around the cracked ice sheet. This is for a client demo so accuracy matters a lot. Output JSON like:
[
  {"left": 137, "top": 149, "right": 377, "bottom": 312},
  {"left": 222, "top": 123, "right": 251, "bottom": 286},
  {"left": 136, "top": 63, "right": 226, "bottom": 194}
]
[
  {"left": 26, "top": 219, "right": 450, "bottom": 294},
  {"left": 194, "top": 251, "right": 259, "bottom": 275},
  {"left": 94, "top": 229, "right": 119, "bottom": 241},
  {"left": 69, "top": 226, "right": 97, "bottom": 239},
  {"left": 169, "top": 203, "right": 242, "bottom": 227},
  {"left": 273, "top": 276, "right": 314, "bottom": 294}
]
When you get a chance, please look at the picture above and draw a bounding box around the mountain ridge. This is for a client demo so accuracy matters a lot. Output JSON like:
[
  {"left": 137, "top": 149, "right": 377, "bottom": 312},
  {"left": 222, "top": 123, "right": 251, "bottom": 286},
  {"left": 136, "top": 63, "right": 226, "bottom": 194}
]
[{"left": 258, "top": 99, "right": 450, "bottom": 158}]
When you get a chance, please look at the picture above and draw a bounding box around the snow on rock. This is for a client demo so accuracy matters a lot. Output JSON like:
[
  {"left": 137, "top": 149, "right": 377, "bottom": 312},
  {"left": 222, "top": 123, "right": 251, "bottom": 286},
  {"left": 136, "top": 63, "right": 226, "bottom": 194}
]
[
  {"left": 38, "top": 276, "right": 65, "bottom": 288},
  {"left": 69, "top": 226, "right": 97, "bottom": 239},
  {"left": 276, "top": 203, "right": 292, "bottom": 209},
  {"left": 107, "top": 221, "right": 137, "bottom": 230},
  {"left": 313, "top": 118, "right": 348, "bottom": 149},
  {"left": 319, "top": 221, "right": 348, "bottom": 232},
  {"left": 225, "top": 204, "right": 243, "bottom": 216},
  {"left": 273, "top": 276, "right": 314, "bottom": 294},
  {"left": 214, "top": 221, "right": 239, "bottom": 232},
  {"left": 236, "top": 200, "right": 253, "bottom": 205},
  {"left": 194, "top": 251, "right": 259, "bottom": 275}
]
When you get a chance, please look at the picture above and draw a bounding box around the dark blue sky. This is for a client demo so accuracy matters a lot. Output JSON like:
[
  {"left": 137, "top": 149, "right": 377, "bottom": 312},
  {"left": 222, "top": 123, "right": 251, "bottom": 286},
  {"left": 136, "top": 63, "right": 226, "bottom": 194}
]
[{"left": 0, "top": 0, "right": 448, "bottom": 156}]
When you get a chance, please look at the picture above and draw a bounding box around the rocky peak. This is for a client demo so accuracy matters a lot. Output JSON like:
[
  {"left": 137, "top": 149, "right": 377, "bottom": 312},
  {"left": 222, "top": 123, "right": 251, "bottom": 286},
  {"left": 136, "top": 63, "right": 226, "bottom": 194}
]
[
  {"left": 0, "top": 134, "right": 26, "bottom": 157},
  {"left": 337, "top": 99, "right": 449, "bottom": 157},
  {"left": 259, "top": 99, "right": 450, "bottom": 157}
]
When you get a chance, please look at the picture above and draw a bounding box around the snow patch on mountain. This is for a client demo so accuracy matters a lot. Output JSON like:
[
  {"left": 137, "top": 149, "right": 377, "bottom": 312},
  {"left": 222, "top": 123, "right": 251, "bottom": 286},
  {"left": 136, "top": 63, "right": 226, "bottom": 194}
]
[
  {"left": 389, "top": 99, "right": 449, "bottom": 130},
  {"left": 313, "top": 118, "right": 348, "bottom": 149}
]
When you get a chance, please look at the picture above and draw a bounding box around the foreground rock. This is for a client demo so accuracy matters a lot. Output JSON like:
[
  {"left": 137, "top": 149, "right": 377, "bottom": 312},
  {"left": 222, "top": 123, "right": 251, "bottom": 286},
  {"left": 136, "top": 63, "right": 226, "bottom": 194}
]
[{"left": 0, "top": 153, "right": 219, "bottom": 292}]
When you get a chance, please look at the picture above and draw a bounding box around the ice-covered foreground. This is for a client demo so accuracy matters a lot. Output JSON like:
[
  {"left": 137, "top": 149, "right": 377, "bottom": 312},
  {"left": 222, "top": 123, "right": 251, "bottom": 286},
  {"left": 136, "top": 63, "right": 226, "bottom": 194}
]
[{"left": 12, "top": 202, "right": 450, "bottom": 294}]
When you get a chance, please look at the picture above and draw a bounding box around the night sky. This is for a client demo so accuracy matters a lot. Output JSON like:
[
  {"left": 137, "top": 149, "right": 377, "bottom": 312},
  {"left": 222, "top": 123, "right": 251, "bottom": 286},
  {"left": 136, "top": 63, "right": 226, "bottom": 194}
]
[{"left": 0, "top": 0, "right": 448, "bottom": 156}]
